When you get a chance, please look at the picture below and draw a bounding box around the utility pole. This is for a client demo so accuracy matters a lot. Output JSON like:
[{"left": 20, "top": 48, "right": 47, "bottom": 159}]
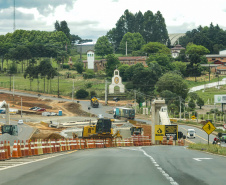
[
  {"left": 9, "top": 74, "right": 12, "bottom": 91},
  {"left": 209, "top": 63, "right": 210, "bottom": 82},
  {"left": 72, "top": 80, "right": 74, "bottom": 102},
  {"left": 21, "top": 97, "right": 22, "bottom": 118},
  {"left": 179, "top": 97, "right": 182, "bottom": 121},
  {"left": 134, "top": 90, "right": 136, "bottom": 112},
  {"left": 126, "top": 41, "right": 127, "bottom": 56},
  {"left": 13, "top": 75, "right": 15, "bottom": 104},
  {"left": 58, "top": 74, "right": 60, "bottom": 98},
  {"left": 13, "top": 0, "right": 16, "bottom": 31},
  {"left": 105, "top": 80, "right": 108, "bottom": 105}
]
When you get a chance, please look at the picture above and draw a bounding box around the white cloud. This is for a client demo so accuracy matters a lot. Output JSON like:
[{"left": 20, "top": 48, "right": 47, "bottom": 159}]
[{"left": 1, "top": 0, "right": 226, "bottom": 40}]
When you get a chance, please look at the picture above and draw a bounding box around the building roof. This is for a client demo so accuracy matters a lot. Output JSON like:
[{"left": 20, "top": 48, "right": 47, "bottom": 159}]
[
  {"left": 206, "top": 54, "right": 226, "bottom": 58},
  {"left": 77, "top": 41, "right": 96, "bottom": 46},
  {"left": 171, "top": 44, "right": 185, "bottom": 50},
  {"left": 168, "top": 33, "right": 185, "bottom": 45},
  {"left": 216, "top": 65, "right": 226, "bottom": 70}
]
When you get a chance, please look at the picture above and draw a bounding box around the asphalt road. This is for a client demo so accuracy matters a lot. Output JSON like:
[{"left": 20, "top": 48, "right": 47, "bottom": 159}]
[
  {"left": 0, "top": 146, "right": 225, "bottom": 185},
  {"left": 178, "top": 124, "right": 226, "bottom": 147}
]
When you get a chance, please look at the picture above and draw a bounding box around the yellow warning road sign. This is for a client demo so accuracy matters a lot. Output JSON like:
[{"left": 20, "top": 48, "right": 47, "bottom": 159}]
[
  {"left": 202, "top": 121, "right": 216, "bottom": 135},
  {"left": 191, "top": 115, "right": 196, "bottom": 120},
  {"left": 155, "top": 125, "right": 165, "bottom": 140}
]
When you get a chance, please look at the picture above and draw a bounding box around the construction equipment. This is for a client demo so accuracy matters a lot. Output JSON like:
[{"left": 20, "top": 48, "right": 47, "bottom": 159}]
[
  {"left": 82, "top": 118, "right": 121, "bottom": 139},
  {"left": 91, "top": 96, "right": 99, "bottom": 108},
  {"left": 130, "top": 126, "right": 143, "bottom": 136},
  {"left": 0, "top": 100, "right": 18, "bottom": 136},
  {"left": 1, "top": 125, "right": 18, "bottom": 136},
  {"left": 113, "top": 107, "right": 135, "bottom": 120}
]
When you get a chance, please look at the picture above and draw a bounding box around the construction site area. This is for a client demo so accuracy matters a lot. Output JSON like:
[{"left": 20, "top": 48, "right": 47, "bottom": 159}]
[{"left": 0, "top": 92, "right": 152, "bottom": 146}]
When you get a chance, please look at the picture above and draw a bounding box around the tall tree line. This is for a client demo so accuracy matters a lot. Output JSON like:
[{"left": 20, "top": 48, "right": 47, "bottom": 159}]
[
  {"left": 179, "top": 23, "right": 226, "bottom": 54},
  {"left": 106, "top": 9, "right": 169, "bottom": 50}
]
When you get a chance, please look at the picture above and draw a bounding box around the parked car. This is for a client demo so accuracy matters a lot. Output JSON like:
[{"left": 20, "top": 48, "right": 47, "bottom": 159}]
[
  {"left": 37, "top": 108, "right": 46, "bottom": 111},
  {"left": 33, "top": 107, "right": 41, "bottom": 111},
  {"left": 29, "top": 106, "right": 40, "bottom": 110},
  {"left": 18, "top": 120, "right": 24, "bottom": 125},
  {"left": 50, "top": 112, "right": 57, "bottom": 116},
  {"left": 97, "top": 114, "right": 104, "bottom": 118}
]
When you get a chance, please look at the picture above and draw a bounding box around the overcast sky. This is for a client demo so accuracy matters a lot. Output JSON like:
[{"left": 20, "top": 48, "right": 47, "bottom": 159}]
[{"left": 1, "top": 0, "right": 226, "bottom": 41}]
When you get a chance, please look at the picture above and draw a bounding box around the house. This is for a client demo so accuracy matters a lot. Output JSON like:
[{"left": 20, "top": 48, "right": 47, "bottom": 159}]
[
  {"left": 206, "top": 50, "right": 226, "bottom": 65},
  {"left": 216, "top": 65, "right": 226, "bottom": 74},
  {"left": 171, "top": 45, "right": 185, "bottom": 58},
  {"left": 83, "top": 55, "right": 147, "bottom": 71}
]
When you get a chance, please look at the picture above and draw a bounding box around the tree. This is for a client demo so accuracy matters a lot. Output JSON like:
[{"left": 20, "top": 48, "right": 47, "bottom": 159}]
[
  {"left": 156, "top": 72, "right": 189, "bottom": 99},
  {"left": 119, "top": 32, "right": 145, "bottom": 54},
  {"left": 147, "top": 54, "right": 173, "bottom": 72},
  {"left": 105, "top": 54, "right": 120, "bottom": 77},
  {"left": 76, "top": 89, "right": 89, "bottom": 99},
  {"left": 95, "top": 36, "right": 113, "bottom": 58},
  {"left": 0, "top": 43, "right": 12, "bottom": 71},
  {"left": 197, "top": 97, "right": 204, "bottom": 109},
  {"left": 171, "top": 61, "right": 187, "bottom": 76},
  {"left": 55, "top": 20, "right": 71, "bottom": 41},
  {"left": 9, "top": 46, "right": 32, "bottom": 73},
  {"left": 188, "top": 99, "right": 196, "bottom": 110},
  {"left": 118, "top": 64, "right": 130, "bottom": 81},
  {"left": 189, "top": 92, "right": 199, "bottom": 100},
  {"left": 152, "top": 11, "right": 169, "bottom": 43},
  {"left": 24, "top": 64, "right": 36, "bottom": 90},
  {"left": 74, "top": 62, "right": 83, "bottom": 74},
  {"left": 142, "top": 42, "right": 171, "bottom": 55},
  {"left": 143, "top": 10, "right": 155, "bottom": 43}
]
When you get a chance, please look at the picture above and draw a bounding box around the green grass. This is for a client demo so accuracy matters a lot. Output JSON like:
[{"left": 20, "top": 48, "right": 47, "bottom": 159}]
[
  {"left": 0, "top": 73, "right": 106, "bottom": 97},
  {"left": 188, "top": 143, "right": 226, "bottom": 156},
  {"left": 195, "top": 86, "right": 226, "bottom": 105},
  {"left": 186, "top": 75, "right": 226, "bottom": 88}
]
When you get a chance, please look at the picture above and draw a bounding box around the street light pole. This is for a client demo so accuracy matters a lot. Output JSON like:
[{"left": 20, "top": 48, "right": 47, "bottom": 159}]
[{"left": 58, "top": 73, "right": 60, "bottom": 98}]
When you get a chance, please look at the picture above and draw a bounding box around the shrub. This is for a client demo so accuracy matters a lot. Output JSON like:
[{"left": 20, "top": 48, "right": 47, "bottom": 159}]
[
  {"left": 90, "top": 91, "right": 97, "bottom": 98},
  {"left": 62, "top": 64, "right": 70, "bottom": 69},
  {"left": 76, "top": 89, "right": 89, "bottom": 99},
  {"left": 83, "top": 69, "right": 95, "bottom": 79},
  {"left": 85, "top": 83, "right": 92, "bottom": 88}
]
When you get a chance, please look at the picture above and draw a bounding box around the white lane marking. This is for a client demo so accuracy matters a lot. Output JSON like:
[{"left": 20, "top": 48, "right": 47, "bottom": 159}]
[
  {"left": 0, "top": 154, "right": 65, "bottom": 171},
  {"left": 120, "top": 147, "right": 179, "bottom": 185},
  {"left": 193, "top": 158, "right": 212, "bottom": 161}
]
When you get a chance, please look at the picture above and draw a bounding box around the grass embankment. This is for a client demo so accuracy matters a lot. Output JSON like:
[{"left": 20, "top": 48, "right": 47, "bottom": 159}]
[{"left": 188, "top": 143, "right": 226, "bottom": 156}]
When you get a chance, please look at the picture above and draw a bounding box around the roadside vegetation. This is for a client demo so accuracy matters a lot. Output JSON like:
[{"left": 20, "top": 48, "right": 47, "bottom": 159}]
[{"left": 188, "top": 143, "right": 226, "bottom": 156}]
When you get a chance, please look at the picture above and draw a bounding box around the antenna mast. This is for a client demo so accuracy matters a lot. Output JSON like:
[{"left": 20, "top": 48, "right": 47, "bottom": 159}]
[{"left": 13, "top": 0, "right": 16, "bottom": 31}]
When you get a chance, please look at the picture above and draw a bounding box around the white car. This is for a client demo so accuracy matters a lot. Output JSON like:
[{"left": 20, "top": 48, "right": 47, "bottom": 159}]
[
  {"left": 187, "top": 129, "right": 196, "bottom": 138},
  {"left": 97, "top": 114, "right": 104, "bottom": 118},
  {"left": 18, "top": 120, "right": 24, "bottom": 125}
]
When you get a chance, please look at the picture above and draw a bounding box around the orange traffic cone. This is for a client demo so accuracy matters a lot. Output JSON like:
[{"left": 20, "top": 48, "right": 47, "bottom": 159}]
[
  {"left": 34, "top": 139, "right": 39, "bottom": 155},
  {"left": 28, "top": 140, "right": 32, "bottom": 156},
  {"left": 12, "top": 140, "right": 19, "bottom": 159},
  {"left": 0, "top": 141, "right": 5, "bottom": 161},
  {"left": 24, "top": 140, "right": 29, "bottom": 157},
  {"left": 7, "top": 141, "right": 11, "bottom": 158},
  {"left": 21, "top": 140, "right": 25, "bottom": 157},
  {"left": 4, "top": 141, "right": 9, "bottom": 160}
]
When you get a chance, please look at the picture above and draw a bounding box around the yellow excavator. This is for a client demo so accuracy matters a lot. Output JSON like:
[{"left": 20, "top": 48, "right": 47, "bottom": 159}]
[
  {"left": 130, "top": 125, "right": 143, "bottom": 136},
  {"left": 91, "top": 96, "right": 99, "bottom": 108},
  {"left": 82, "top": 118, "right": 122, "bottom": 139}
]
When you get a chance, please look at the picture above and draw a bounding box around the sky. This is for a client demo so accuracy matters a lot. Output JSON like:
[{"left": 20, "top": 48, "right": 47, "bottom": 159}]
[{"left": 1, "top": 0, "right": 226, "bottom": 41}]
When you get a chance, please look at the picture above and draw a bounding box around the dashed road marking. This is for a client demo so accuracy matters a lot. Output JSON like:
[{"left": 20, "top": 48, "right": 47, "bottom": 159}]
[{"left": 120, "top": 147, "right": 179, "bottom": 185}]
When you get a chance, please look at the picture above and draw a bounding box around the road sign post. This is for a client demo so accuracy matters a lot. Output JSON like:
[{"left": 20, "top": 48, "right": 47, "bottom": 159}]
[{"left": 202, "top": 120, "right": 216, "bottom": 145}]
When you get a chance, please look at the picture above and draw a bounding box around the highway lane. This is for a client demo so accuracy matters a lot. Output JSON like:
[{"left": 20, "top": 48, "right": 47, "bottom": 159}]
[
  {"left": 0, "top": 146, "right": 225, "bottom": 185},
  {"left": 178, "top": 124, "right": 226, "bottom": 147}
]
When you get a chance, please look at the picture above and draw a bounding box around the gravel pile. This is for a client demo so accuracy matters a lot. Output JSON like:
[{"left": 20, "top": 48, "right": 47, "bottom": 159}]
[{"left": 0, "top": 133, "right": 19, "bottom": 146}]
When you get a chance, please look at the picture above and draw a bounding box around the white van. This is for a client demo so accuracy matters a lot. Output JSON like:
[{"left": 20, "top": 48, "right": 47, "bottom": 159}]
[{"left": 187, "top": 129, "right": 196, "bottom": 138}]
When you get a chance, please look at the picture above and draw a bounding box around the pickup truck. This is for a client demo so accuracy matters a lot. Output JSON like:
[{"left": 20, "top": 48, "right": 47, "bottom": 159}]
[{"left": 220, "top": 133, "right": 226, "bottom": 143}]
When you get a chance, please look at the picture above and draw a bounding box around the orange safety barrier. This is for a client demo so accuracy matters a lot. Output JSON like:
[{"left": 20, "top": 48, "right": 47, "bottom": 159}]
[
  {"left": 180, "top": 140, "right": 184, "bottom": 146},
  {"left": 21, "top": 140, "right": 25, "bottom": 157},
  {"left": 24, "top": 140, "right": 29, "bottom": 157},
  {"left": 34, "top": 139, "right": 39, "bottom": 155},
  {"left": 27, "top": 140, "right": 32, "bottom": 156},
  {"left": 0, "top": 141, "right": 5, "bottom": 161},
  {"left": 30, "top": 141, "right": 35, "bottom": 156},
  {"left": 12, "top": 140, "right": 19, "bottom": 159},
  {"left": 76, "top": 139, "right": 80, "bottom": 150},
  {"left": 162, "top": 136, "right": 167, "bottom": 145},
  {"left": 42, "top": 140, "right": 46, "bottom": 154},
  {"left": 7, "top": 141, "right": 11, "bottom": 158},
  {"left": 4, "top": 141, "right": 9, "bottom": 160},
  {"left": 17, "top": 140, "right": 22, "bottom": 157},
  {"left": 168, "top": 136, "right": 173, "bottom": 145},
  {"left": 38, "top": 139, "right": 43, "bottom": 155},
  {"left": 80, "top": 139, "right": 85, "bottom": 149}
]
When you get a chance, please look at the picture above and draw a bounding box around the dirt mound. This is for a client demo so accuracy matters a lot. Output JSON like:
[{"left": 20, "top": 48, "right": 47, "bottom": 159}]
[
  {"left": 31, "top": 133, "right": 64, "bottom": 140},
  {"left": 63, "top": 102, "right": 91, "bottom": 116}
]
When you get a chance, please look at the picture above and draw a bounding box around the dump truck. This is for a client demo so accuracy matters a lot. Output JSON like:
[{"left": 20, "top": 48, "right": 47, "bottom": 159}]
[
  {"left": 91, "top": 97, "right": 99, "bottom": 108},
  {"left": 113, "top": 107, "right": 135, "bottom": 120},
  {"left": 82, "top": 118, "right": 121, "bottom": 139},
  {"left": 130, "top": 126, "right": 143, "bottom": 136}
]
